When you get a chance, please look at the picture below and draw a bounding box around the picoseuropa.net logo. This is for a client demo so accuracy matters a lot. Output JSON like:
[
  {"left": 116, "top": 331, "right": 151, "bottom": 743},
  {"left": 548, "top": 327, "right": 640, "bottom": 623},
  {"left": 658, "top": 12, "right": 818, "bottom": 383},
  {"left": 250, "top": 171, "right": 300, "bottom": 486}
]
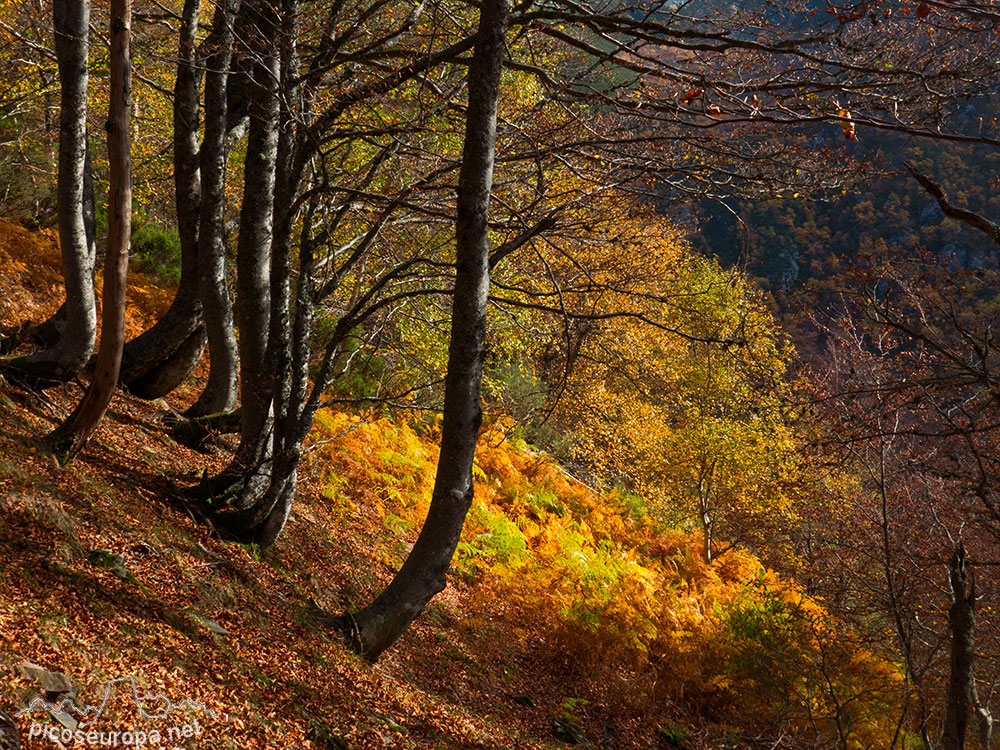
[{"left": 16, "top": 674, "right": 225, "bottom": 747}]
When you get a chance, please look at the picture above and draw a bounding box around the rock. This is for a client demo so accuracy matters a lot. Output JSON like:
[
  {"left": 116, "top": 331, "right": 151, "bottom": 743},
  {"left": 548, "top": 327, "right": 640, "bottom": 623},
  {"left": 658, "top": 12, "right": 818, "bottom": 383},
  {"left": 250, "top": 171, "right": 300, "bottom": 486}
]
[
  {"left": 510, "top": 693, "right": 535, "bottom": 708},
  {"left": 86, "top": 549, "right": 135, "bottom": 582},
  {"left": 17, "top": 662, "right": 76, "bottom": 698},
  {"left": 373, "top": 714, "right": 408, "bottom": 734},
  {"left": 552, "top": 717, "right": 593, "bottom": 747},
  {"left": 87, "top": 549, "right": 125, "bottom": 569},
  {"left": 185, "top": 610, "right": 229, "bottom": 635},
  {"left": 383, "top": 717, "right": 407, "bottom": 734},
  {"left": 49, "top": 708, "right": 78, "bottom": 731}
]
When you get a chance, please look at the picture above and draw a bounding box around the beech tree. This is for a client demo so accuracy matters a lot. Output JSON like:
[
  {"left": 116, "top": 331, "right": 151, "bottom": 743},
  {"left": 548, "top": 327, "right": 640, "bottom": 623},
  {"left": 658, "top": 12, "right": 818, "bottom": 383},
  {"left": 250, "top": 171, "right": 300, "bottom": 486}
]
[
  {"left": 186, "top": 0, "right": 240, "bottom": 417},
  {"left": 186, "top": 0, "right": 484, "bottom": 524},
  {"left": 3, "top": 0, "right": 95, "bottom": 382},
  {"left": 805, "top": 259, "right": 1000, "bottom": 747},
  {"left": 336, "top": 0, "right": 510, "bottom": 661},
  {"left": 117, "top": 0, "right": 206, "bottom": 399},
  {"left": 227, "top": 0, "right": 280, "bottom": 498},
  {"left": 48, "top": 0, "right": 132, "bottom": 462}
]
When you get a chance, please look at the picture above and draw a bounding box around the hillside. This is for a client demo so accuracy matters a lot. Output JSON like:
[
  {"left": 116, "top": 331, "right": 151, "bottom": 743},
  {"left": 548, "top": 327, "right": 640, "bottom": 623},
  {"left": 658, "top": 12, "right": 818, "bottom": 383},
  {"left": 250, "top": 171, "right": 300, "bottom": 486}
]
[
  {"left": 0, "top": 220, "right": 902, "bottom": 749},
  {"left": 688, "top": 113, "right": 1000, "bottom": 353}
]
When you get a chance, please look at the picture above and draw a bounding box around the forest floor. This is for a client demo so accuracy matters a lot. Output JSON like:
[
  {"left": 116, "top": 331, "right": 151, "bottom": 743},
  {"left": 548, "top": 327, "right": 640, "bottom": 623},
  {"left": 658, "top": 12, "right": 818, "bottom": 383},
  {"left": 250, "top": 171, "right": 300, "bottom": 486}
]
[{"left": 0, "top": 219, "right": 778, "bottom": 750}]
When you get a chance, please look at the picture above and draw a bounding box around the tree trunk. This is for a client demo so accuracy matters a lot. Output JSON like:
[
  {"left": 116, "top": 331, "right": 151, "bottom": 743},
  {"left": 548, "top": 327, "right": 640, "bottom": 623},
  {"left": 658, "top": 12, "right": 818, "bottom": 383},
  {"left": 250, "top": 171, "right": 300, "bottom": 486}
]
[
  {"left": 126, "top": 324, "right": 207, "bottom": 398},
  {"left": 5, "top": 0, "right": 95, "bottom": 382},
  {"left": 344, "top": 0, "right": 510, "bottom": 662},
  {"left": 255, "top": 457, "right": 297, "bottom": 546},
  {"left": 28, "top": 143, "right": 97, "bottom": 350},
  {"left": 228, "top": 0, "right": 281, "bottom": 499},
  {"left": 217, "top": 445, "right": 298, "bottom": 545},
  {"left": 192, "top": 0, "right": 289, "bottom": 508},
  {"left": 216, "top": 197, "right": 313, "bottom": 538},
  {"left": 187, "top": 0, "right": 240, "bottom": 417},
  {"left": 119, "top": 0, "right": 205, "bottom": 397},
  {"left": 49, "top": 0, "right": 96, "bottom": 370},
  {"left": 241, "top": 209, "right": 314, "bottom": 534},
  {"left": 262, "top": 0, "right": 301, "bottom": 468},
  {"left": 188, "top": 0, "right": 298, "bottom": 519},
  {"left": 698, "top": 474, "right": 714, "bottom": 564},
  {"left": 942, "top": 543, "right": 979, "bottom": 750},
  {"left": 48, "top": 0, "right": 131, "bottom": 463}
]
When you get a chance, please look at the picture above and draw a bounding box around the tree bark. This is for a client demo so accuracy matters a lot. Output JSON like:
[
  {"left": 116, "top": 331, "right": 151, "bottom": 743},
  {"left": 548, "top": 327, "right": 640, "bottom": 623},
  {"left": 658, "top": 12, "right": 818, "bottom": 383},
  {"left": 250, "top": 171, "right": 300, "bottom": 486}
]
[
  {"left": 240, "top": 206, "right": 314, "bottom": 535},
  {"left": 942, "top": 544, "right": 981, "bottom": 750},
  {"left": 5, "top": 0, "right": 96, "bottom": 382},
  {"left": 187, "top": 0, "right": 299, "bottom": 521},
  {"left": 215, "top": 196, "right": 312, "bottom": 537},
  {"left": 126, "top": 325, "right": 207, "bottom": 399},
  {"left": 229, "top": 0, "right": 281, "bottom": 499},
  {"left": 118, "top": 0, "right": 205, "bottom": 397},
  {"left": 28, "top": 143, "right": 98, "bottom": 350},
  {"left": 344, "top": 0, "right": 510, "bottom": 662},
  {"left": 262, "top": 0, "right": 301, "bottom": 466},
  {"left": 192, "top": 0, "right": 290, "bottom": 508},
  {"left": 48, "top": 0, "right": 131, "bottom": 463},
  {"left": 187, "top": 0, "right": 241, "bottom": 417}
]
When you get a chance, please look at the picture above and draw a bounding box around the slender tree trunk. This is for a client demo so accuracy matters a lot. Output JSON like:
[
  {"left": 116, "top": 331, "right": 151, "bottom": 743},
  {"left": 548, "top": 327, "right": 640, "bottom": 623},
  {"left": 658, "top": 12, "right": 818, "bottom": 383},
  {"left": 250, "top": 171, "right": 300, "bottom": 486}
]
[
  {"left": 976, "top": 704, "right": 994, "bottom": 750},
  {"left": 5, "top": 0, "right": 95, "bottom": 382},
  {"left": 118, "top": 0, "right": 205, "bottom": 397},
  {"left": 698, "top": 473, "right": 714, "bottom": 564},
  {"left": 217, "top": 202, "right": 313, "bottom": 538},
  {"left": 48, "top": 0, "right": 131, "bottom": 463},
  {"left": 194, "top": 0, "right": 291, "bottom": 508},
  {"left": 942, "top": 544, "right": 978, "bottom": 750},
  {"left": 83, "top": 137, "right": 96, "bottom": 262},
  {"left": 262, "top": 0, "right": 300, "bottom": 463},
  {"left": 187, "top": 0, "right": 241, "bottom": 417},
  {"left": 344, "top": 0, "right": 510, "bottom": 662},
  {"left": 246, "top": 210, "right": 315, "bottom": 538},
  {"left": 228, "top": 0, "right": 281, "bottom": 498},
  {"left": 50, "top": 0, "right": 95, "bottom": 367}
]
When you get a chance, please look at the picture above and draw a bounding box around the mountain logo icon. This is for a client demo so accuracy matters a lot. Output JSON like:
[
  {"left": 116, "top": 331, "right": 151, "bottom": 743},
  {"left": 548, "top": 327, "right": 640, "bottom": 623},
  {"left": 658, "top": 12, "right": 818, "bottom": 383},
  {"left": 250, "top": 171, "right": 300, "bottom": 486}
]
[{"left": 16, "top": 675, "right": 221, "bottom": 729}]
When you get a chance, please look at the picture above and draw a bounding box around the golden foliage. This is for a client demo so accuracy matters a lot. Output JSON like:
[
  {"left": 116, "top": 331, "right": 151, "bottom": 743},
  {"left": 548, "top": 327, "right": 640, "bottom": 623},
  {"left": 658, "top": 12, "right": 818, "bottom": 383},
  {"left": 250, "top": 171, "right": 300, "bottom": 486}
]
[
  {"left": 542, "top": 211, "right": 805, "bottom": 564},
  {"left": 307, "top": 408, "right": 903, "bottom": 745}
]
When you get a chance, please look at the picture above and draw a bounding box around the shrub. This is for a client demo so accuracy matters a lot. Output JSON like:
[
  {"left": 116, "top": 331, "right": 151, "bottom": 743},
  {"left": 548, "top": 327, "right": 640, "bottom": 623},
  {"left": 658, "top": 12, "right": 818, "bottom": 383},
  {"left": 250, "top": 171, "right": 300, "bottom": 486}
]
[{"left": 131, "top": 219, "right": 181, "bottom": 284}]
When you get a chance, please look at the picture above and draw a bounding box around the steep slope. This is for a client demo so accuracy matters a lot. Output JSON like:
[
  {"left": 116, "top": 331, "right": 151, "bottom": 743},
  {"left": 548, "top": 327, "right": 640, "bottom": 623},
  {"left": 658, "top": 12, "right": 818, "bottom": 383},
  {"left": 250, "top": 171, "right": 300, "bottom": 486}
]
[{"left": 0, "top": 219, "right": 899, "bottom": 749}]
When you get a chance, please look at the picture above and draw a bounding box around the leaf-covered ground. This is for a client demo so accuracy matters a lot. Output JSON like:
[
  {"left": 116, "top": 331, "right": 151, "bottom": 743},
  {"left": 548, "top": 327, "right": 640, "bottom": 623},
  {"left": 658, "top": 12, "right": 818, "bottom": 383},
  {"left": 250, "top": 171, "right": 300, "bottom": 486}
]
[{"left": 0, "top": 219, "right": 898, "bottom": 749}]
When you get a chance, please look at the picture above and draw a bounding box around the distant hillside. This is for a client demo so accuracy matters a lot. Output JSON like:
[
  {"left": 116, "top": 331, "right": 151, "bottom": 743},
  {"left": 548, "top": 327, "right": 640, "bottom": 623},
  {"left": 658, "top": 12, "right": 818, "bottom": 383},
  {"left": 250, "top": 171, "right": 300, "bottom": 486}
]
[{"left": 687, "top": 108, "right": 1000, "bottom": 351}]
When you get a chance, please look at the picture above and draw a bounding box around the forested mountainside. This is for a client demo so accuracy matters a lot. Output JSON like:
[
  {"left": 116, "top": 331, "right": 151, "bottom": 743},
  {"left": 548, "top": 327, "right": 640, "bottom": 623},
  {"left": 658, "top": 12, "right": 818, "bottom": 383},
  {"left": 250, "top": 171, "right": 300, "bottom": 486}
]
[
  {"left": 690, "top": 108, "right": 1000, "bottom": 322},
  {"left": 2, "top": 0, "right": 1000, "bottom": 748},
  {"left": 699, "top": 145, "right": 997, "bottom": 279}
]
